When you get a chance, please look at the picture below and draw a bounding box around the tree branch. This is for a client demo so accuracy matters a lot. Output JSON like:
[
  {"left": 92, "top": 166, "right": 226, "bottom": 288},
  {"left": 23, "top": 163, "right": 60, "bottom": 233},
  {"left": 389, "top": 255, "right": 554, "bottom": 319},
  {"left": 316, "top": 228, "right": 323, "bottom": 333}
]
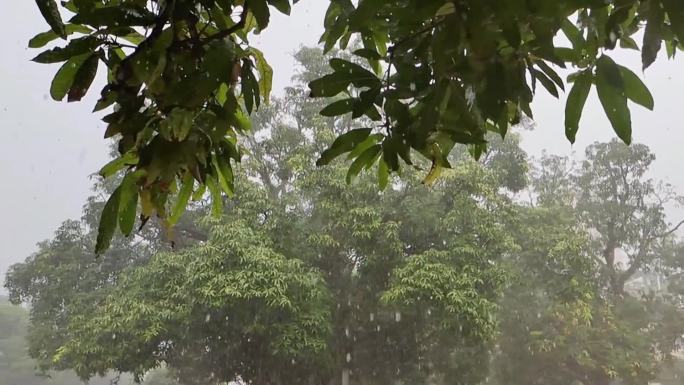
[{"left": 201, "top": 3, "right": 250, "bottom": 44}]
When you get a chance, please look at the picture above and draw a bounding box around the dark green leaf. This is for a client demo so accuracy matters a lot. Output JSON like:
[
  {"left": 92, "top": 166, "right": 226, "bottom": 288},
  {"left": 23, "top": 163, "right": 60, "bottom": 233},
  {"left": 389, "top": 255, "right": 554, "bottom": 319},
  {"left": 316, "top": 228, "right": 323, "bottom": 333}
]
[
  {"left": 29, "top": 24, "right": 92, "bottom": 48},
  {"left": 36, "top": 0, "right": 66, "bottom": 39},
  {"left": 250, "top": 0, "right": 271, "bottom": 30},
  {"left": 320, "top": 98, "right": 354, "bottom": 116},
  {"left": 317, "top": 128, "right": 372, "bottom": 166},
  {"left": 69, "top": 6, "right": 155, "bottom": 27},
  {"left": 95, "top": 185, "right": 121, "bottom": 254},
  {"left": 346, "top": 144, "right": 381, "bottom": 184},
  {"left": 596, "top": 55, "right": 632, "bottom": 144},
  {"left": 268, "top": 0, "right": 291, "bottom": 15},
  {"left": 50, "top": 53, "right": 90, "bottom": 101},
  {"left": 32, "top": 36, "right": 98, "bottom": 63},
  {"left": 618, "top": 65, "right": 654, "bottom": 110},
  {"left": 642, "top": 2, "right": 664, "bottom": 69},
  {"left": 67, "top": 53, "right": 99, "bottom": 102},
  {"left": 532, "top": 69, "right": 559, "bottom": 98},
  {"left": 353, "top": 48, "right": 382, "bottom": 61},
  {"left": 535, "top": 61, "right": 564, "bottom": 91},
  {"left": 564, "top": 70, "right": 593, "bottom": 143},
  {"left": 308, "top": 72, "right": 353, "bottom": 97}
]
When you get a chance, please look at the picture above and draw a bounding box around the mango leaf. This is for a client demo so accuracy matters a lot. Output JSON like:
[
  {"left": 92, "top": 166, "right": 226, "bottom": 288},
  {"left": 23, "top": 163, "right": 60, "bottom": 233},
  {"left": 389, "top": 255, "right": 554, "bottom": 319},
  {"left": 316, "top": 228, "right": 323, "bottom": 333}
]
[
  {"left": 32, "top": 36, "right": 99, "bottom": 63},
  {"left": 69, "top": 6, "right": 156, "bottom": 27},
  {"left": 595, "top": 55, "right": 632, "bottom": 144},
  {"left": 29, "top": 24, "right": 92, "bottom": 48},
  {"left": 50, "top": 53, "right": 90, "bottom": 101},
  {"left": 249, "top": 47, "right": 273, "bottom": 104},
  {"left": 67, "top": 53, "right": 99, "bottom": 102},
  {"left": 317, "top": 127, "right": 372, "bottom": 166},
  {"left": 377, "top": 158, "right": 389, "bottom": 190},
  {"left": 98, "top": 152, "right": 139, "bottom": 178},
  {"left": 36, "top": 0, "right": 66, "bottom": 39},
  {"left": 205, "top": 174, "right": 223, "bottom": 217},
  {"left": 564, "top": 70, "right": 593, "bottom": 143},
  {"left": 118, "top": 172, "right": 140, "bottom": 236},
  {"left": 346, "top": 144, "right": 381, "bottom": 184},
  {"left": 250, "top": 0, "right": 271, "bottom": 30},
  {"left": 663, "top": 0, "right": 684, "bottom": 44},
  {"left": 320, "top": 98, "right": 354, "bottom": 116},
  {"left": 268, "top": 0, "right": 291, "bottom": 15},
  {"left": 642, "top": 3, "right": 664, "bottom": 69},
  {"left": 532, "top": 69, "right": 559, "bottom": 98},
  {"left": 618, "top": 65, "right": 654, "bottom": 110},
  {"left": 95, "top": 184, "right": 122, "bottom": 254},
  {"left": 169, "top": 172, "right": 194, "bottom": 225},
  {"left": 308, "top": 72, "right": 354, "bottom": 97},
  {"left": 353, "top": 48, "right": 382, "bottom": 60},
  {"left": 535, "top": 61, "right": 564, "bottom": 91},
  {"left": 211, "top": 154, "right": 235, "bottom": 197}
]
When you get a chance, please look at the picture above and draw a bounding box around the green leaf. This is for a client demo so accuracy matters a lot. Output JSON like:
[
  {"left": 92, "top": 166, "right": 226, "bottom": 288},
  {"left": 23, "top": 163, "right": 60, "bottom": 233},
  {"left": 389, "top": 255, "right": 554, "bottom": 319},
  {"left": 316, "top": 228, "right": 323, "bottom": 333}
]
[
  {"left": 211, "top": 154, "right": 235, "bottom": 197},
  {"left": 317, "top": 128, "right": 372, "bottom": 166},
  {"left": 535, "top": 61, "right": 564, "bottom": 91},
  {"left": 69, "top": 6, "right": 156, "bottom": 27},
  {"left": 250, "top": 0, "right": 271, "bottom": 30},
  {"left": 249, "top": 48, "right": 273, "bottom": 104},
  {"left": 663, "top": 0, "right": 684, "bottom": 44},
  {"left": 169, "top": 172, "right": 194, "bottom": 225},
  {"left": 308, "top": 72, "right": 353, "bottom": 97},
  {"left": 564, "top": 70, "right": 593, "bottom": 144},
  {"left": 50, "top": 53, "right": 89, "bottom": 101},
  {"left": 619, "top": 36, "right": 639, "bottom": 50},
  {"left": 118, "top": 172, "right": 139, "bottom": 236},
  {"left": 353, "top": 48, "right": 382, "bottom": 61},
  {"left": 206, "top": 174, "right": 223, "bottom": 218},
  {"left": 32, "top": 36, "right": 98, "bottom": 63},
  {"left": 98, "top": 152, "right": 139, "bottom": 178},
  {"left": 346, "top": 144, "right": 381, "bottom": 184},
  {"left": 560, "top": 18, "right": 585, "bottom": 49},
  {"left": 642, "top": 2, "right": 664, "bottom": 69},
  {"left": 36, "top": 0, "right": 66, "bottom": 39},
  {"left": 268, "top": 0, "right": 291, "bottom": 15},
  {"left": 29, "top": 24, "right": 92, "bottom": 48},
  {"left": 95, "top": 185, "right": 121, "bottom": 254},
  {"left": 320, "top": 98, "right": 354, "bottom": 117},
  {"left": 532, "top": 69, "right": 559, "bottom": 98},
  {"left": 67, "top": 53, "right": 99, "bottom": 102},
  {"left": 377, "top": 158, "right": 389, "bottom": 191},
  {"left": 618, "top": 65, "right": 654, "bottom": 110},
  {"left": 595, "top": 55, "right": 632, "bottom": 144}
]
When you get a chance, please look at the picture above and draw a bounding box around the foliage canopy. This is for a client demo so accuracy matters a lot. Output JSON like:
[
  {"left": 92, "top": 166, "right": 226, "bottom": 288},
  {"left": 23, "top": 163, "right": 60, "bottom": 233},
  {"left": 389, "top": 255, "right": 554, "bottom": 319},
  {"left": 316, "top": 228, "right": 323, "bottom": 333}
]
[{"left": 29, "top": 0, "right": 684, "bottom": 250}]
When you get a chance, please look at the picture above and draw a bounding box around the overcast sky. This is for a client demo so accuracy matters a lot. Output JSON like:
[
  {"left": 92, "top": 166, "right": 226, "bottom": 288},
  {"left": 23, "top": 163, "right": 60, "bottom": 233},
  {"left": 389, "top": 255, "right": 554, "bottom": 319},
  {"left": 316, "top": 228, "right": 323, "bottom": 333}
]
[{"left": 2, "top": 2, "right": 684, "bottom": 286}]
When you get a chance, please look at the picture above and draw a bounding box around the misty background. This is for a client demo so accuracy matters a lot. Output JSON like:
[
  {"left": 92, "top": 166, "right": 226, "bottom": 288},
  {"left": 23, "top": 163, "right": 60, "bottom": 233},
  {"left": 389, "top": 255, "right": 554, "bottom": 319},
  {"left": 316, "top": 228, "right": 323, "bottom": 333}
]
[{"left": 2, "top": 0, "right": 684, "bottom": 287}]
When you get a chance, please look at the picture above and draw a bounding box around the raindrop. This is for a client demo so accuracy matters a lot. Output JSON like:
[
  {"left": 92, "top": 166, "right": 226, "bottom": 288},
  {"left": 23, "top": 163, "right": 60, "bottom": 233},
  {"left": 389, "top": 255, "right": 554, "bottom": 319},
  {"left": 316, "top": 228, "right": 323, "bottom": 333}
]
[
  {"left": 205, "top": 313, "right": 211, "bottom": 322},
  {"left": 346, "top": 352, "right": 352, "bottom": 363},
  {"left": 394, "top": 311, "right": 402, "bottom": 322},
  {"left": 369, "top": 313, "right": 375, "bottom": 322}
]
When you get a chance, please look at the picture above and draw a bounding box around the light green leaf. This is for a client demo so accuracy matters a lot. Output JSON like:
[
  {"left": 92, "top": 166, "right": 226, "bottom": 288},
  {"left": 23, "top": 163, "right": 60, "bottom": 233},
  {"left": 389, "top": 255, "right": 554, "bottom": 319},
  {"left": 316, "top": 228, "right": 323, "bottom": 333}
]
[
  {"left": 170, "top": 172, "right": 194, "bottom": 225},
  {"left": 249, "top": 47, "right": 273, "bottom": 104},
  {"left": 211, "top": 154, "right": 235, "bottom": 197},
  {"left": 206, "top": 174, "right": 223, "bottom": 218},
  {"left": 378, "top": 158, "right": 389, "bottom": 190}
]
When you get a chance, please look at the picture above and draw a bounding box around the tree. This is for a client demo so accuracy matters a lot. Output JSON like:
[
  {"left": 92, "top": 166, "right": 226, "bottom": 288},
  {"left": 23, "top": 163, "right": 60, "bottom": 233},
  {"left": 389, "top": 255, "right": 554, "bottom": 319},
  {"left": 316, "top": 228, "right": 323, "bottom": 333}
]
[
  {"left": 490, "top": 140, "right": 684, "bottom": 385},
  {"left": 7, "top": 46, "right": 526, "bottom": 385},
  {"left": 27, "top": 0, "right": 684, "bottom": 251}
]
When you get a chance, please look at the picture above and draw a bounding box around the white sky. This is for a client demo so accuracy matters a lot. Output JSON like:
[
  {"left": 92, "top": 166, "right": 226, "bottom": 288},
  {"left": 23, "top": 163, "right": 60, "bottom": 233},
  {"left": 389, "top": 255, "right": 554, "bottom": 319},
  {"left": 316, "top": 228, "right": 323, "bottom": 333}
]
[{"left": 1, "top": 2, "right": 684, "bottom": 286}]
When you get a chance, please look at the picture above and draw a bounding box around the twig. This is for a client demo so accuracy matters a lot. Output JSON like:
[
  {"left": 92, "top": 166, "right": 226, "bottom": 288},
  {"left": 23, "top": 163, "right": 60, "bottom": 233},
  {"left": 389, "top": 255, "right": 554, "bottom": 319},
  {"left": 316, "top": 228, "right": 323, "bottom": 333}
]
[{"left": 201, "top": 2, "right": 250, "bottom": 44}]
